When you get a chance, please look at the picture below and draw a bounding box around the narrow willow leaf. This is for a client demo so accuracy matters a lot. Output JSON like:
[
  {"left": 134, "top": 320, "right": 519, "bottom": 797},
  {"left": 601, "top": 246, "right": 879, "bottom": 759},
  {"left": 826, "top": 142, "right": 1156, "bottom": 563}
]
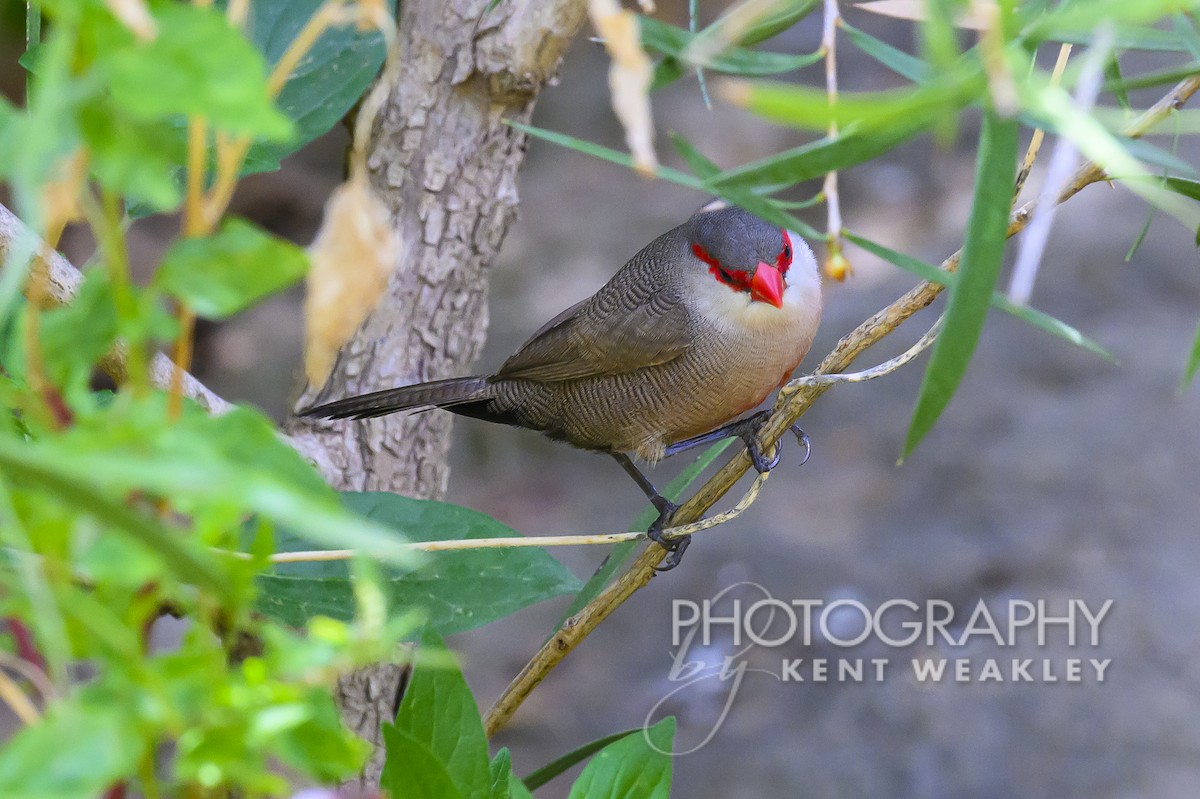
[
  {"left": 738, "top": 0, "right": 820, "bottom": 45},
  {"left": 1103, "top": 61, "right": 1200, "bottom": 92},
  {"left": 1174, "top": 12, "right": 1200, "bottom": 60},
  {"left": 722, "top": 73, "right": 980, "bottom": 132},
  {"left": 1183, "top": 318, "right": 1200, "bottom": 388},
  {"left": 903, "top": 112, "right": 1019, "bottom": 459},
  {"left": 1164, "top": 176, "right": 1200, "bottom": 201},
  {"left": 1104, "top": 54, "right": 1130, "bottom": 112},
  {"left": 640, "top": 15, "right": 822, "bottom": 77},
  {"left": 522, "top": 729, "right": 642, "bottom": 790},
  {"left": 845, "top": 232, "right": 1114, "bottom": 361},
  {"left": 506, "top": 121, "right": 703, "bottom": 190},
  {"left": 841, "top": 22, "right": 932, "bottom": 82},
  {"left": 707, "top": 121, "right": 927, "bottom": 188},
  {"left": 669, "top": 131, "right": 721, "bottom": 178},
  {"left": 1124, "top": 211, "right": 1154, "bottom": 262}
]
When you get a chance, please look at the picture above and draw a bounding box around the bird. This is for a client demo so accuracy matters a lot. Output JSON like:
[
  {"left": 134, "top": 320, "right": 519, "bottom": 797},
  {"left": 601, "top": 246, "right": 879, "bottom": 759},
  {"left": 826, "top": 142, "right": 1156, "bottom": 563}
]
[{"left": 300, "top": 203, "right": 823, "bottom": 569}]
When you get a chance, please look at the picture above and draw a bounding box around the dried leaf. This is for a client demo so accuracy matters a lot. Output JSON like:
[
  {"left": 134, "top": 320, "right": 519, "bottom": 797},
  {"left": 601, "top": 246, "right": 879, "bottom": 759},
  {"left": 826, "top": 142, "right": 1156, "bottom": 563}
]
[
  {"left": 854, "top": 0, "right": 987, "bottom": 29},
  {"left": 105, "top": 0, "right": 158, "bottom": 40},
  {"left": 590, "top": 0, "right": 658, "bottom": 176},
  {"left": 303, "top": 172, "right": 400, "bottom": 387}
]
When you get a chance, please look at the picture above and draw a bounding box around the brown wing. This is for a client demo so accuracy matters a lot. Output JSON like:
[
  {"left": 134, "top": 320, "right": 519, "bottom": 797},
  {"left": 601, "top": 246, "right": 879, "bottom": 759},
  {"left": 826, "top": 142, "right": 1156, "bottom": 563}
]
[{"left": 494, "top": 279, "right": 691, "bottom": 383}]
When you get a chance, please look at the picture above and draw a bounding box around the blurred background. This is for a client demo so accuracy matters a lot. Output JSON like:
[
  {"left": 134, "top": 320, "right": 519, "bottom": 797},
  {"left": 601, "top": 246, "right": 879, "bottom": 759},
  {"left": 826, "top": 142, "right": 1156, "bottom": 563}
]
[{"left": 4, "top": 3, "right": 1200, "bottom": 797}]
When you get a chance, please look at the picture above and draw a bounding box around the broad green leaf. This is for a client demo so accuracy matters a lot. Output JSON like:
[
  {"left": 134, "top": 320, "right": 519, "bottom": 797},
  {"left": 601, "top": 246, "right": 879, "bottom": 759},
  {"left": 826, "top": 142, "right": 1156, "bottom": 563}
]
[
  {"left": 1175, "top": 12, "right": 1200, "bottom": 60},
  {"left": 523, "top": 729, "right": 642, "bottom": 791},
  {"left": 104, "top": 4, "right": 292, "bottom": 139},
  {"left": 37, "top": 399, "right": 417, "bottom": 566},
  {"left": 257, "top": 491, "right": 582, "bottom": 632},
  {"left": 904, "top": 111, "right": 1018, "bottom": 458},
  {"left": 392, "top": 628, "right": 491, "bottom": 799},
  {"left": 233, "top": 0, "right": 395, "bottom": 169},
  {"left": 1045, "top": 26, "right": 1196, "bottom": 53},
  {"left": 0, "top": 704, "right": 142, "bottom": 799},
  {"left": 640, "top": 15, "right": 822, "bottom": 77},
  {"left": 1031, "top": 2, "right": 1200, "bottom": 49},
  {"left": 566, "top": 718, "right": 675, "bottom": 799},
  {"left": 841, "top": 22, "right": 932, "bottom": 82},
  {"left": 156, "top": 218, "right": 309, "bottom": 319},
  {"left": 1121, "top": 138, "right": 1199, "bottom": 179},
  {"left": 39, "top": 268, "right": 119, "bottom": 387},
  {"left": 78, "top": 102, "right": 184, "bottom": 211},
  {"left": 380, "top": 727, "right": 466, "bottom": 799},
  {"left": 556, "top": 440, "right": 734, "bottom": 626},
  {"left": 489, "top": 748, "right": 537, "bottom": 799},
  {"left": 1183, "top": 318, "right": 1200, "bottom": 388},
  {"left": 0, "top": 435, "right": 232, "bottom": 594},
  {"left": 845, "top": 232, "right": 1114, "bottom": 361}
]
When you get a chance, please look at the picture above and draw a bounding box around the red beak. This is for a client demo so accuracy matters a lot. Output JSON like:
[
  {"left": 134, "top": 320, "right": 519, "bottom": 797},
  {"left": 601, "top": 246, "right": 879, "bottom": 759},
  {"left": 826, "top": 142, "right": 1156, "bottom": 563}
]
[{"left": 749, "top": 262, "right": 784, "bottom": 308}]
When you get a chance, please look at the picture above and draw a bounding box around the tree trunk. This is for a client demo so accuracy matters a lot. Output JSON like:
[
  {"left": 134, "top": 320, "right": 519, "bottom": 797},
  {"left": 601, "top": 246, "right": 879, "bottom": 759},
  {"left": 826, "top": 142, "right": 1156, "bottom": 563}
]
[{"left": 284, "top": 0, "right": 587, "bottom": 783}]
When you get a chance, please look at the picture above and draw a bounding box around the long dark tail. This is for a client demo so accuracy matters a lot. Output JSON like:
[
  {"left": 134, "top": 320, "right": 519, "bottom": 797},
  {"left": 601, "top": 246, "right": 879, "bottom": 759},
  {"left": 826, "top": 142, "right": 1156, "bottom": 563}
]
[{"left": 299, "top": 377, "right": 490, "bottom": 420}]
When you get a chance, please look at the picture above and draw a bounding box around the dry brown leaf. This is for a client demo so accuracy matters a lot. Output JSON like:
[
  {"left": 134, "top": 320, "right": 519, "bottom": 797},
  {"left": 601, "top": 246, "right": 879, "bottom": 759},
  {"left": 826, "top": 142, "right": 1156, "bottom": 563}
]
[
  {"left": 303, "top": 172, "right": 400, "bottom": 387},
  {"left": 104, "top": 0, "right": 158, "bottom": 40},
  {"left": 589, "top": 0, "right": 658, "bottom": 176},
  {"left": 854, "top": 0, "right": 987, "bottom": 29}
]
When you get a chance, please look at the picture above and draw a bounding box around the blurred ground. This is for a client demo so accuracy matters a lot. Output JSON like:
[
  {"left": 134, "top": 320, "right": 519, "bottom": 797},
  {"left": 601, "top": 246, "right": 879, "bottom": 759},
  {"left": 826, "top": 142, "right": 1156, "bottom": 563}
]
[{"left": 8, "top": 5, "right": 1200, "bottom": 798}]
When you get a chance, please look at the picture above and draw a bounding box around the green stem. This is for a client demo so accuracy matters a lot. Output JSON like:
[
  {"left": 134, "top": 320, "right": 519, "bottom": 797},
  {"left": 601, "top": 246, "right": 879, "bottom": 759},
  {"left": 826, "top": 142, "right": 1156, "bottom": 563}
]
[{"left": 25, "top": 3, "right": 40, "bottom": 99}]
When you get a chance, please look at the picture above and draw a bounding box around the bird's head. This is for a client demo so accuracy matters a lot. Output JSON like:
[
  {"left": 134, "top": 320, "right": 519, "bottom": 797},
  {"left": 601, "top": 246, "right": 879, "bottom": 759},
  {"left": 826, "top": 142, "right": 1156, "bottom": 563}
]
[{"left": 683, "top": 204, "right": 815, "bottom": 309}]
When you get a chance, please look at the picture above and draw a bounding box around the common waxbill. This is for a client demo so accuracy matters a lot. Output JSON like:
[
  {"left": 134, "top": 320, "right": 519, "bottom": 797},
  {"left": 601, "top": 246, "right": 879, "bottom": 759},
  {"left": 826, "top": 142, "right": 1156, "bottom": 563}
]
[{"left": 301, "top": 204, "right": 822, "bottom": 569}]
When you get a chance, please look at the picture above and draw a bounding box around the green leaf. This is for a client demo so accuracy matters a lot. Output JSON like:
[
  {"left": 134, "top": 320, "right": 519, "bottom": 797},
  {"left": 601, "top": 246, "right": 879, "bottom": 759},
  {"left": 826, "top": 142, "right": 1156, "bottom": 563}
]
[
  {"left": 155, "top": 217, "right": 308, "bottom": 319},
  {"left": 104, "top": 4, "right": 292, "bottom": 139},
  {"left": 507, "top": 120, "right": 705, "bottom": 190},
  {"left": 737, "top": 0, "right": 819, "bottom": 45},
  {"left": 841, "top": 22, "right": 932, "bottom": 83},
  {"left": 556, "top": 440, "right": 733, "bottom": 626},
  {"left": 566, "top": 718, "right": 675, "bottom": 799},
  {"left": 640, "top": 15, "right": 822, "bottom": 77},
  {"left": 724, "top": 73, "right": 980, "bottom": 132},
  {"left": 845, "top": 232, "right": 1114, "bottom": 361},
  {"left": 903, "top": 111, "right": 1018, "bottom": 458},
  {"left": 234, "top": 0, "right": 395, "bottom": 169},
  {"left": 0, "top": 704, "right": 142, "bottom": 799},
  {"left": 257, "top": 492, "right": 582, "bottom": 632},
  {"left": 706, "top": 121, "right": 926, "bottom": 189},
  {"left": 1183, "top": 318, "right": 1200, "bottom": 388},
  {"left": 1103, "top": 61, "right": 1200, "bottom": 92},
  {"left": 78, "top": 102, "right": 185, "bottom": 211},
  {"left": 522, "top": 729, "right": 642, "bottom": 791},
  {"left": 39, "top": 268, "right": 119, "bottom": 387},
  {"left": 1103, "top": 53, "right": 1130, "bottom": 113},
  {"left": 490, "top": 748, "right": 536, "bottom": 799},
  {"left": 0, "top": 434, "right": 232, "bottom": 594},
  {"left": 380, "top": 727, "right": 467, "bottom": 799},
  {"left": 1164, "top": 176, "right": 1200, "bottom": 201},
  {"left": 390, "top": 628, "right": 491, "bottom": 799}
]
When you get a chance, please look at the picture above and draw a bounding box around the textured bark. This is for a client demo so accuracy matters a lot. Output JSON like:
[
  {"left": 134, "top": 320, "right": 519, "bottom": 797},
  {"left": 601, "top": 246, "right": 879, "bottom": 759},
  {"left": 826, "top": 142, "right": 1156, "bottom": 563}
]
[{"left": 282, "top": 0, "right": 588, "bottom": 784}]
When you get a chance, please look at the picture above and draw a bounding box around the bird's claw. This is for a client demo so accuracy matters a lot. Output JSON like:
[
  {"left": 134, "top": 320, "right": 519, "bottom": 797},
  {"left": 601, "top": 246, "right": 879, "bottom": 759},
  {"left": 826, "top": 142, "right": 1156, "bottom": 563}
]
[
  {"left": 741, "top": 414, "right": 812, "bottom": 473},
  {"left": 647, "top": 499, "right": 689, "bottom": 572}
]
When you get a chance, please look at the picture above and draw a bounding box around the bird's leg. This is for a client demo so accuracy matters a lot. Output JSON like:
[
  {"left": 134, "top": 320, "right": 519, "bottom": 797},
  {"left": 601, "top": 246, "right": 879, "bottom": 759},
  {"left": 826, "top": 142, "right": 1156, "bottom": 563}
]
[
  {"left": 609, "top": 452, "right": 689, "bottom": 572},
  {"left": 664, "top": 410, "right": 811, "bottom": 474}
]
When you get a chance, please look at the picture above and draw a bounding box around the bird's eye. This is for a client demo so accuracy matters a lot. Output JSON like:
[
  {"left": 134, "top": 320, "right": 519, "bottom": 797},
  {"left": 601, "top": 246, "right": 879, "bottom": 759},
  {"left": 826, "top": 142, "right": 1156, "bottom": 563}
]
[
  {"left": 718, "top": 267, "right": 735, "bottom": 283},
  {"left": 777, "top": 230, "right": 794, "bottom": 273}
]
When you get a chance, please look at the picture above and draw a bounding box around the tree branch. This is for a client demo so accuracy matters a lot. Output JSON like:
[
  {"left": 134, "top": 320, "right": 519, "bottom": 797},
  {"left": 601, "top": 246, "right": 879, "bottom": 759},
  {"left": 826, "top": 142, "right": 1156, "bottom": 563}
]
[{"left": 481, "top": 75, "right": 1200, "bottom": 737}]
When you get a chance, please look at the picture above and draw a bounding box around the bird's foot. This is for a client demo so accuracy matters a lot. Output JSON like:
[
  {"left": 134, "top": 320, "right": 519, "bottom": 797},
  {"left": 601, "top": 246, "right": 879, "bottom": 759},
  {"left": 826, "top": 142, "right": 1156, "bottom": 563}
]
[
  {"left": 735, "top": 411, "right": 812, "bottom": 473},
  {"left": 647, "top": 498, "right": 689, "bottom": 572}
]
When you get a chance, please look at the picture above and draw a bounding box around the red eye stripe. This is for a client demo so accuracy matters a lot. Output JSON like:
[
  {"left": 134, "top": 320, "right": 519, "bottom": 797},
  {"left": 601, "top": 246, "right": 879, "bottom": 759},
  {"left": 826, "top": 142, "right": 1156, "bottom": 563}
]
[
  {"left": 776, "top": 230, "right": 794, "bottom": 274},
  {"left": 693, "top": 244, "right": 751, "bottom": 291}
]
